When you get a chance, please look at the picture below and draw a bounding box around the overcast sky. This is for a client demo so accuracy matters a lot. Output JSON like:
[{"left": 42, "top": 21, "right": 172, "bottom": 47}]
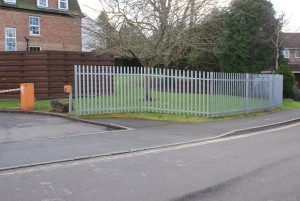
[{"left": 77, "top": 0, "right": 300, "bottom": 32}]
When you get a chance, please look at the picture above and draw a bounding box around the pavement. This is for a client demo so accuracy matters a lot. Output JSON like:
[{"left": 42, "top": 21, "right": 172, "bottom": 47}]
[{"left": 0, "top": 108, "right": 300, "bottom": 170}]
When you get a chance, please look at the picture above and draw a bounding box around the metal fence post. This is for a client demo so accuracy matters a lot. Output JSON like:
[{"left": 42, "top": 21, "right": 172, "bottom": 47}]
[
  {"left": 74, "top": 65, "right": 78, "bottom": 118},
  {"left": 209, "top": 72, "right": 213, "bottom": 117},
  {"left": 245, "top": 73, "right": 249, "bottom": 112},
  {"left": 69, "top": 90, "right": 72, "bottom": 116},
  {"left": 280, "top": 75, "right": 283, "bottom": 105},
  {"left": 269, "top": 74, "right": 273, "bottom": 110}
]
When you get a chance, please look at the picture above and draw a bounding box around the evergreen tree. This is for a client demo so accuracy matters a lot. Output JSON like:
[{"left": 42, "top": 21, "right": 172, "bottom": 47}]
[
  {"left": 179, "top": 8, "right": 226, "bottom": 71},
  {"left": 220, "top": 0, "right": 277, "bottom": 73},
  {"left": 96, "top": 11, "right": 118, "bottom": 49}
]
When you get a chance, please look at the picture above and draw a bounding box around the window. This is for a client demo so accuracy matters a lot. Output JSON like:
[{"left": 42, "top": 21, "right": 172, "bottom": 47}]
[
  {"left": 283, "top": 49, "right": 289, "bottom": 58},
  {"left": 59, "top": 0, "right": 68, "bottom": 10},
  {"left": 5, "top": 28, "right": 17, "bottom": 51},
  {"left": 296, "top": 51, "right": 300, "bottom": 58},
  {"left": 29, "top": 46, "right": 41, "bottom": 51},
  {"left": 29, "top": 16, "right": 40, "bottom": 35},
  {"left": 37, "top": 0, "right": 48, "bottom": 7},
  {"left": 4, "top": 0, "right": 16, "bottom": 4}
]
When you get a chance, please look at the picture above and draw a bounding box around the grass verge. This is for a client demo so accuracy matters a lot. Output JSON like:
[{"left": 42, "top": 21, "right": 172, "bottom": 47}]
[
  {"left": 0, "top": 98, "right": 299, "bottom": 123},
  {"left": 81, "top": 99, "right": 300, "bottom": 123},
  {"left": 0, "top": 99, "right": 68, "bottom": 111},
  {"left": 279, "top": 99, "right": 300, "bottom": 110}
]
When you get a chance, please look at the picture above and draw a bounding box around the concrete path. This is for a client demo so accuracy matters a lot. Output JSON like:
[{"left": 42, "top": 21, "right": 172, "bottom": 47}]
[
  {"left": 0, "top": 109, "right": 299, "bottom": 169},
  {"left": 94, "top": 118, "right": 179, "bottom": 129}
]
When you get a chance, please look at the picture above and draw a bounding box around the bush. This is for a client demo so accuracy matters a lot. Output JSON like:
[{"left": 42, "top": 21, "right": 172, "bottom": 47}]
[
  {"left": 292, "top": 85, "right": 300, "bottom": 101},
  {"left": 276, "top": 64, "right": 295, "bottom": 98}
]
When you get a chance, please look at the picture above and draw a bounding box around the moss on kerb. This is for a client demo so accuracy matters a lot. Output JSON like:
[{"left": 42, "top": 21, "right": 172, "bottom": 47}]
[{"left": 0, "top": 0, "right": 83, "bottom": 17}]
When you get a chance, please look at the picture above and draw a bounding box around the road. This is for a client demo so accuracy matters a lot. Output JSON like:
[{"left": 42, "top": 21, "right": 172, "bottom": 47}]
[{"left": 0, "top": 123, "right": 299, "bottom": 201}]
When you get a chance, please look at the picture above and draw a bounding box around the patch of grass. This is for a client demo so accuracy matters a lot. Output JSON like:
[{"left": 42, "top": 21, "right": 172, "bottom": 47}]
[
  {"left": 0, "top": 99, "right": 20, "bottom": 109},
  {"left": 1, "top": 98, "right": 299, "bottom": 123},
  {"left": 77, "top": 75, "right": 269, "bottom": 116},
  {"left": 33, "top": 99, "right": 54, "bottom": 111},
  {"left": 81, "top": 112, "right": 231, "bottom": 123},
  {"left": 81, "top": 99, "right": 300, "bottom": 123},
  {"left": 280, "top": 99, "right": 300, "bottom": 110},
  {"left": 81, "top": 109, "right": 276, "bottom": 123},
  {"left": 0, "top": 99, "right": 68, "bottom": 111}
]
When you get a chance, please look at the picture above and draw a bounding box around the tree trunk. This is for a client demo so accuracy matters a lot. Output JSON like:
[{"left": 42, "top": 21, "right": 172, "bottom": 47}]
[{"left": 276, "top": 47, "right": 279, "bottom": 71}]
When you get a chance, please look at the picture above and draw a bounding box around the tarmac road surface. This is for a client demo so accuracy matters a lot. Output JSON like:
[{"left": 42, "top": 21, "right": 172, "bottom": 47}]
[{"left": 0, "top": 123, "right": 299, "bottom": 201}]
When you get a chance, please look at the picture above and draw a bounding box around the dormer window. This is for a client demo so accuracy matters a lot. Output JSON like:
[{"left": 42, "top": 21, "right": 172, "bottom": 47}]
[
  {"left": 37, "top": 0, "right": 48, "bottom": 8},
  {"left": 59, "top": 0, "right": 68, "bottom": 10},
  {"left": 4, "top": 0, "right": 16, "bottom": 4}
]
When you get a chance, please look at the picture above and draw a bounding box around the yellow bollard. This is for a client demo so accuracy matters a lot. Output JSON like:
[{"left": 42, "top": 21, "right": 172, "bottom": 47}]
[
  {"left": 20, "top": 83, "right": 35, "bottom": 111},
  {"left": 64, "top": 85, "right": 72, "bottom": 94}
]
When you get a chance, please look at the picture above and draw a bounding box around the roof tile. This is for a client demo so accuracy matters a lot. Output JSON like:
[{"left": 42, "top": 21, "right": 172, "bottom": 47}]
[
  {"left": 281, "top": 33, "right": 300, "bottom": 49},
  {"left": 0, "top": 0, "right": 83, "bottom": 17}
]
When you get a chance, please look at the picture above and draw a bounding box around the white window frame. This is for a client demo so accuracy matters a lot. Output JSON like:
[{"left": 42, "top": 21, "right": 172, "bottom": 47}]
[
  {"left": 58, "top": 0, "right": 68, "bottom": 10},
  {"left": 37, "top": 0, "right": 48, "bottom": 7},
  {"left": 4, "top": 0, "right": 16, "bottom": 4},
  {"left": 5, "top": 27, "right": 17, "bottom": 51},
  {"left": 29, "top": 46, "right": 41, "bottom": 51},
  {"left": 29, "top": 16, "right": 40, "bottom": 36},
  {"left": 295, "top": 51, "right": 300, "bottom": 58},
  {"left": 283, "top": 49, "right": 290, "bottom": 58}
]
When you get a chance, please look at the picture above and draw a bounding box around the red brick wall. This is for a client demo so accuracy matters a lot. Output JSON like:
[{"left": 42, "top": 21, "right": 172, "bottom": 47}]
[
  {"left": 0, "top": 9, "right": 82, "bottom": 51},
  {"left": 48, "top": 0, "right": 59, "bottom": 9},
  {"left": 38, "top": 0, "right": 59, "bottom": 9}
]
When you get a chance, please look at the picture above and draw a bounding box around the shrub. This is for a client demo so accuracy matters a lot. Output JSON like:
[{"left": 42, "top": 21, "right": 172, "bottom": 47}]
[
  {"left": 292, "top": 85, "right": 300, "bottom": 101},
  {"left": 276, "top": 64, "right": 295, "bottom": 98}
]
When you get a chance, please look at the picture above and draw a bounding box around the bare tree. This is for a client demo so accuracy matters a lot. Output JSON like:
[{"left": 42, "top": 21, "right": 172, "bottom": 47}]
[
  {"left": 86, "top": 0, "right": 222, "bottom": 68},
  {"left": 272, "top": 13, "right": 287, "bottom": 71},
  {"left": 82, "top": 16, "right": 106, "bottom": 52},
  {"left": 271, "top": 13, "right": 300, "bottom": 71},
  {"left": 180, "top": 8, "right": 226, "bottom": 71}
]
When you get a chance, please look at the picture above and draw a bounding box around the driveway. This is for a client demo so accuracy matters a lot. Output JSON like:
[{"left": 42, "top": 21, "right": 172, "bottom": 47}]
[{"left": 0, "top": 112, "right": 108, "bottom": 143}]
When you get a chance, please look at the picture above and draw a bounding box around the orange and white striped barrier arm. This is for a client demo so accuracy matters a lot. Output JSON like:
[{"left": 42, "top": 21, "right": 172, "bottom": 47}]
[{"left": 0, "top": 88, "right": 21, "bottom": 94}]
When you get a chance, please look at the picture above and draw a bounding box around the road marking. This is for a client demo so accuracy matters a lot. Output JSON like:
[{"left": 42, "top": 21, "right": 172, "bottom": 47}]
[{"left": 0, "top": 123, "right": 299, "bottom": 177}]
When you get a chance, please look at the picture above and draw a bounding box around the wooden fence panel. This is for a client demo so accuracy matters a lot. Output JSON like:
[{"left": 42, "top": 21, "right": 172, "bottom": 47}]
[{"left": 0, "top": 51, "right": 115, "bottom": 99}]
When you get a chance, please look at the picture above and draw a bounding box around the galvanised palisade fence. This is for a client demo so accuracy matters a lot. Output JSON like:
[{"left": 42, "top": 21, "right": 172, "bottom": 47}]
[{"left": 74, "top": 65, "right": 283, "bottom": 117}]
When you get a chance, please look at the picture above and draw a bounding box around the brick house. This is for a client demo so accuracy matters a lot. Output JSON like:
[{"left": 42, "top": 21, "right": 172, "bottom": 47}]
[
  {"left": 281, "top": 32, "right": 300, "bottom": 88},
  {"left": 0, "top": 0, "right": 83, "bottom": 52}
]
